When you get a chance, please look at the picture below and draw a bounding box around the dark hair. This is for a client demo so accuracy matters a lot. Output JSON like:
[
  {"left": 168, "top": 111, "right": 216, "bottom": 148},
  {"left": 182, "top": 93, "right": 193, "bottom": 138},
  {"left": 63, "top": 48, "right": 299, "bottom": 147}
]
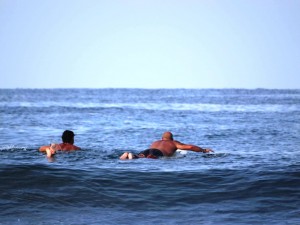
[{"left": 62, "top": 130, "right": 75, "bottom": 143}]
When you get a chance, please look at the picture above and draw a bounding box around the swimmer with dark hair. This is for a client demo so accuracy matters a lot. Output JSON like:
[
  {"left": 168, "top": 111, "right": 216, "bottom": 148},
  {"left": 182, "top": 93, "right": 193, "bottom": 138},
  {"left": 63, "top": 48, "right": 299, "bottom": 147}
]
[{"left": 39, "top": 130, "right": 81, "bottom": 157}]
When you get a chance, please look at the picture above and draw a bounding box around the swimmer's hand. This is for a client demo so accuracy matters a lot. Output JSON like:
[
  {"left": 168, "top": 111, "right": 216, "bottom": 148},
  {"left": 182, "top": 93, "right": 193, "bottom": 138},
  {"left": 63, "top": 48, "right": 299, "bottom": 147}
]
[{"left": 203, "top": 148, "right": 214, "bottom": 153}]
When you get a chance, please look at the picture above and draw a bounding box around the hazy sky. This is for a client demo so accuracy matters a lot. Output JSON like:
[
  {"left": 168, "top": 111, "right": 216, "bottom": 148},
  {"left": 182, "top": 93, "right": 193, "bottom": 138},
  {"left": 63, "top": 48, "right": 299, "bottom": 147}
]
[{"left": 1, "top": 0, "right": 300, "bottom": 89}]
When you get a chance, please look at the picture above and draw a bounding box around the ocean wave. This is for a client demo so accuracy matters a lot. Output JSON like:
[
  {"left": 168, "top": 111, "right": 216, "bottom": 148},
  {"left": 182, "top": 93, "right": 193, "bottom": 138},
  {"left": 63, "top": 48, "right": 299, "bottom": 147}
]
[
  {"left": 1, "top": 102, "right": 299, "bottom": 113},
  {"left": 0, "top": 145, "right": 28, "bottom": 151},
  {"left": 1, "top": 164, "right": 299, "bottom": 210}
]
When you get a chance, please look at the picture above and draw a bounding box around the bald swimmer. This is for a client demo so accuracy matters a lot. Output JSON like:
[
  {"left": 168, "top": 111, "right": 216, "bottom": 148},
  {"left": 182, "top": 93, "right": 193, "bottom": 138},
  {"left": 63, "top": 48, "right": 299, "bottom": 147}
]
[{"left": 120, "top": 131, "right": 214, "bottom": 160}]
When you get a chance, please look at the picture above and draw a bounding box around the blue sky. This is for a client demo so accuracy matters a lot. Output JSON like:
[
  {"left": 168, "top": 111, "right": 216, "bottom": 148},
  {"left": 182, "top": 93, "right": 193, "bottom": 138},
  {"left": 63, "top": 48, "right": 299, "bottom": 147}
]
[{"left": 1, "top": 0, "right": 299, "bottom": 89}]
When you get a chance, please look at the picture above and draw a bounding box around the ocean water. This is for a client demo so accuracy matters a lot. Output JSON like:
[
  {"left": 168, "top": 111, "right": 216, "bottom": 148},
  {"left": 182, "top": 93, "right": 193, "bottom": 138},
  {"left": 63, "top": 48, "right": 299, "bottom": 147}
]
[{"left": 0, "top": 88, "right": 299, "bottom": 225}]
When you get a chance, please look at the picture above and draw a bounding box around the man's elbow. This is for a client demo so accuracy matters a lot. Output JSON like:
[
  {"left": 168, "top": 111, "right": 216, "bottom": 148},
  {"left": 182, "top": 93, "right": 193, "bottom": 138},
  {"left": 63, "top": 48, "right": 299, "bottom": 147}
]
[{"left": 39, "top": 146, "right": 47, "bottom": 152}]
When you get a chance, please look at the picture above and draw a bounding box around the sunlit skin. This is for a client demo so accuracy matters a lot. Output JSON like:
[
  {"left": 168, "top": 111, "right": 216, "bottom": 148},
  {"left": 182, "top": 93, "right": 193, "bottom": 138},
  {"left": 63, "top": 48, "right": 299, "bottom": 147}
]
[
  {"left": 120, "top": 131, "right": 213, "bottom": 159},
  {"left": 39, "top": 130, "right": 81, "bottom": 157},
  {"left": 40, "top": 141, "right": 81, "bottom": 158}
]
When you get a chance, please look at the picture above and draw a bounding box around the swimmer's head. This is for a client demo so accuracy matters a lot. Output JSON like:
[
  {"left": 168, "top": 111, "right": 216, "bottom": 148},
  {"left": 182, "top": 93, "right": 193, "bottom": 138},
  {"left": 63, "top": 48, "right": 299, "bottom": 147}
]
[
  {"left": 62, "top": 130, "right": 75, "bottom": 144},
  {"left": 162, "top": 131, "right": 173, "bottom": 140}
]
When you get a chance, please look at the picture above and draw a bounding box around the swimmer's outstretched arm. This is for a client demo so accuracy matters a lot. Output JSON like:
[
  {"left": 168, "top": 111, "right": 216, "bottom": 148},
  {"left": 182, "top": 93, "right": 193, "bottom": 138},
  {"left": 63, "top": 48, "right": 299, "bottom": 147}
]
[
  {"left": 39, "top": 145, "right": 50, "bottom": 152},
  {"left": 40, "top": 143, "right": 60, "bottom": 157},
  {"left": 174, "top": 141, "right": 214, "bottom": 153},
  {"left": 46, "top": 144, "right": 58, "bottom": 158}
]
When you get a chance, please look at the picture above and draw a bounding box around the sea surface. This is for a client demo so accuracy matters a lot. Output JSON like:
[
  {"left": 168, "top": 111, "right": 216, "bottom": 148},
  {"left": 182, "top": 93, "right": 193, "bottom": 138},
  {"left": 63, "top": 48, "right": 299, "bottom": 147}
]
[{"left": 0, "top": 88, "right": 299, "bottom": 225}]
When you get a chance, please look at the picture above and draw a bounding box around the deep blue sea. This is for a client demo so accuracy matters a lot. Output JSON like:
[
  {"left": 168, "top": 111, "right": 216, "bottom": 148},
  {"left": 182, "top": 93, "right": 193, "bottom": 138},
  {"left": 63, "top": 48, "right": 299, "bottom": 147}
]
[{"left": 0, "top": 88, "right": 299, "bottom": 225}]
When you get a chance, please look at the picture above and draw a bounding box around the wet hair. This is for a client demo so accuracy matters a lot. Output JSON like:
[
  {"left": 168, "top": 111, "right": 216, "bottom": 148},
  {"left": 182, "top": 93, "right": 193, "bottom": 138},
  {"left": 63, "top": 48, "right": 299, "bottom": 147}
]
[
  {"left": 162, "top": 131, "right": 173, "bottom": 140},
  {"left": 61, "top": 130, "right": 75, "bottom": 143}
]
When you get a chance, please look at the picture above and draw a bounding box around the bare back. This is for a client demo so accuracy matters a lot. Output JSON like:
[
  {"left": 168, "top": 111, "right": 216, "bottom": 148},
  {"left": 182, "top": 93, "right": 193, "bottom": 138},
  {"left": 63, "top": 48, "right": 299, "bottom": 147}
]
[
  {"left": 149, "top": 138, "right": 210, "bottom": 157},
  {"left": 59, "top": 143, "right": 80, "bottom": 150},
  {"left": 149, "top": 140, "right": 178, "bottom": 157},
  {"left": 39, "top": 143, "right": 80, "bottom": 152}
]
